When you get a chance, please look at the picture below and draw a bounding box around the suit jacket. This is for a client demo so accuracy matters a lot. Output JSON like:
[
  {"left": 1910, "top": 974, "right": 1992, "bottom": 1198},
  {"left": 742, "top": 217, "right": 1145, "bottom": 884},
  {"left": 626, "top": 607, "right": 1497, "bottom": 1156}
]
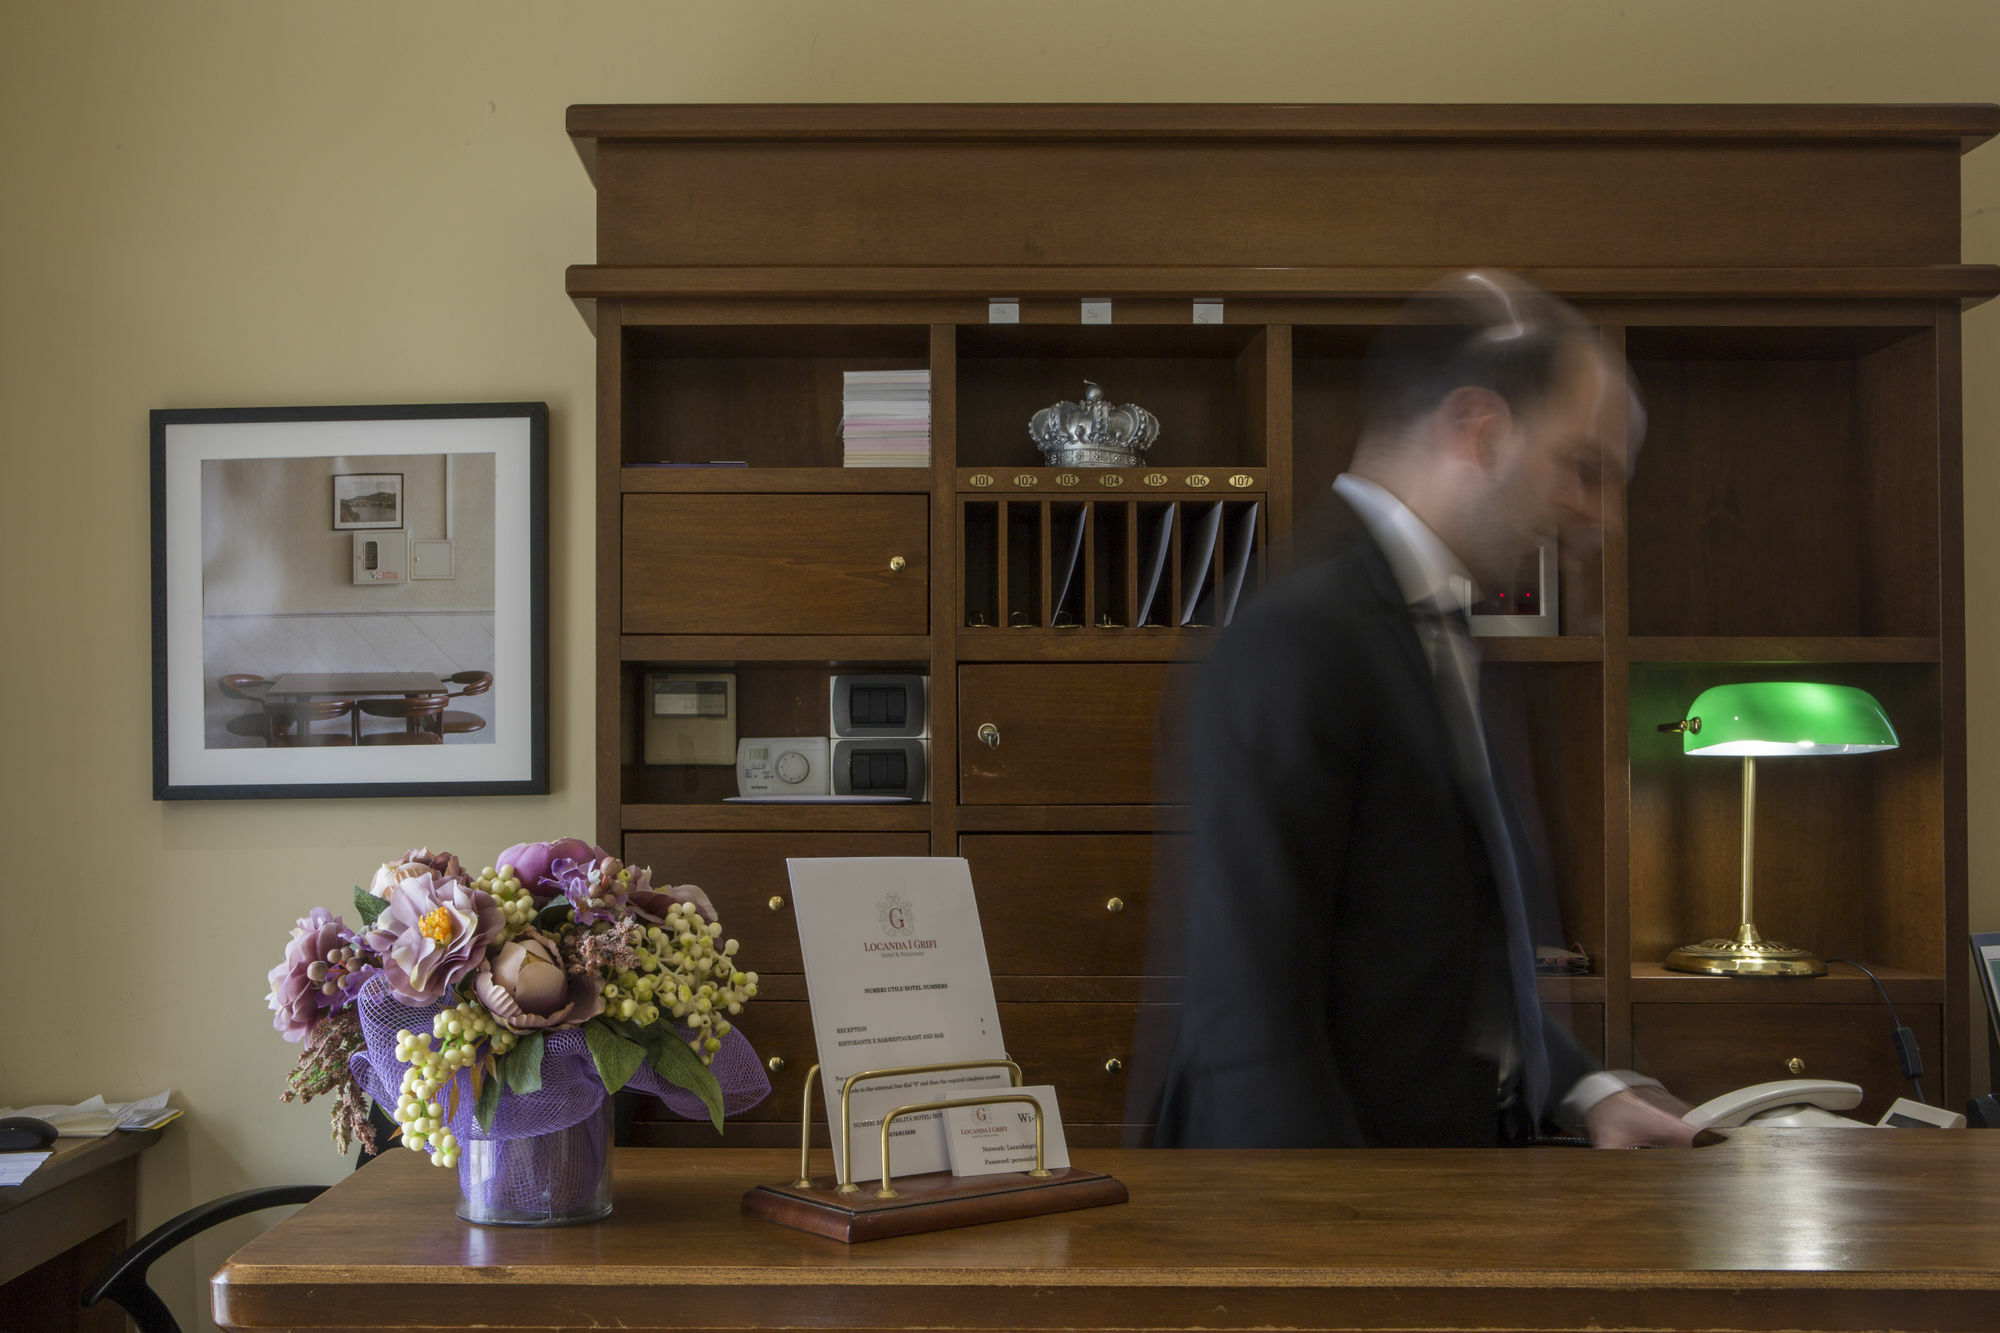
[{"left": 1151, "top": 497, "right": 1595, "bottom": 1148}]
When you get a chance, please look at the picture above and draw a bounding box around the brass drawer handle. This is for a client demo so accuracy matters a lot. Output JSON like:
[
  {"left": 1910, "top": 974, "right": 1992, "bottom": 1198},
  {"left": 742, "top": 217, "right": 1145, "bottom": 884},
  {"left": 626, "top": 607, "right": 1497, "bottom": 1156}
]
[
  {"left": 977, "top": 723, "right": 1001, "bottom": 749},
  {"left": 1104, "top": 1058, "right": 1124, "bottom": 1075},
  {"left": 1105, "top": 897, "right": 1125, "bottom": 914},
  {"left": 768, "top": 895, "right": 786, "bottom": 912},
  {"left": 768, "top": 1056, "right": 786, "bottom": 1074},
  {"left": 889, "top": 555, "right": 907, "bottom": 572},
  {"left": 1786, "top": 1057, "right": 1805, "bottom": 1076}
]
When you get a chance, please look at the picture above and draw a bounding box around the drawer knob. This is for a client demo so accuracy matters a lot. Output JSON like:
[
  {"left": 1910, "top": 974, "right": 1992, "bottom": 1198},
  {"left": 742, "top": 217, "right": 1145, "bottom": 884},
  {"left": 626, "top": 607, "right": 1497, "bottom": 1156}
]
[
  {"left": 889, "top": 555, "right": 907, "bottom": 572},
  {"left": 767, "top": 1056, "right": 786, "bottom": 1074},
  {"left": 1786, "top": 1057, "right": 1806, "bottom": 1076},
  {"left": 1104, "top": 1058, "right": 1124, "bottom": 1075},
  {"left": 1105, "top": 897, "right": 1125, "bottom": 914},
  {"left": 977, "top": 723, "right": 1001, "bottom": 749},
  {"left": 768, "top": 895, "right": 786, "bottom": 912}
]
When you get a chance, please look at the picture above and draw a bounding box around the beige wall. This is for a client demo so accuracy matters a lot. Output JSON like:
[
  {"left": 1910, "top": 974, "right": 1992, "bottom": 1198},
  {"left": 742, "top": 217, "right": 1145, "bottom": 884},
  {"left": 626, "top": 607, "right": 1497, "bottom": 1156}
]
[
  {"left": 3, "top": 3, "right": 1996, "bottom": 1328},
  {"left": 203, "top": 452, "right": 496, "bottom": 613}
]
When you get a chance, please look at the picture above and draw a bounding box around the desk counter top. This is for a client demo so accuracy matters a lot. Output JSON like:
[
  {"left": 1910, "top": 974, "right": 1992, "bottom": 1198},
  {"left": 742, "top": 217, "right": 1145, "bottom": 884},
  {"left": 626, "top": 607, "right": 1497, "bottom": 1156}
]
[{"left": 214, "top": 1134, "right": 2000, "bottom": 1332}]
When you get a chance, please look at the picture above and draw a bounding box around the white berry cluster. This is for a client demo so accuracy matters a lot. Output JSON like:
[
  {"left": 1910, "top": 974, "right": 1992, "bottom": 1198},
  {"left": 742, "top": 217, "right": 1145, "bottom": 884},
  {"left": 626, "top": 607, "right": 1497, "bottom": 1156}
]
[
  {"left": 390, "top": 1001, "right": 519, "bottom": 1167},
  {"left": 612, "top": 900, "right": 758, "bottom": 1064},
  {"left": 473, "top": 864, "right": 538, "bottom": 931}
]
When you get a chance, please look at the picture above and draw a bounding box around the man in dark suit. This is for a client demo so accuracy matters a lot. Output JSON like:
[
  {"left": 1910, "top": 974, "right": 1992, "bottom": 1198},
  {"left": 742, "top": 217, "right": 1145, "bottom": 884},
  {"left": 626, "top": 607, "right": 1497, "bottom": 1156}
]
[{"left": 1153, "top": 273, "right": 1693, "bottom": 1149}]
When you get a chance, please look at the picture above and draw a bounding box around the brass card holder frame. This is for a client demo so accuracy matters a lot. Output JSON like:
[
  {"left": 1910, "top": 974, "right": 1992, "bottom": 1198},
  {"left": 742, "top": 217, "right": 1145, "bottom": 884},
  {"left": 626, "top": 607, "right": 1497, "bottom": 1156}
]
[{"left": 743, "top": 1058, "right": 1128, "bottom": 1244}]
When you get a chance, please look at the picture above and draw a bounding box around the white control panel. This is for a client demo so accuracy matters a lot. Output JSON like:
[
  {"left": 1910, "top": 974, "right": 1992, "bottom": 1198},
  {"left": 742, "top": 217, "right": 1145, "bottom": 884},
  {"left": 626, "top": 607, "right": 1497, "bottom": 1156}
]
[{"left": 736, "top": 736, "right": 830, "bottom": 796}]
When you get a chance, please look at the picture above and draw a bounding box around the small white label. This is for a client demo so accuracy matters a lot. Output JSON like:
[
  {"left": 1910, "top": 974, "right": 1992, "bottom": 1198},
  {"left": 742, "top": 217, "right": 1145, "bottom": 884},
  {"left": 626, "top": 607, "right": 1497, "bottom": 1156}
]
[
  {"left": 1193, "top": 299, "right": 1224, "bottom": 325},
  {"left": 944, "top": 1084, "right": 1071, "bottom": 1177},
  {"left": 988, "top": 299, "right": 1020, "bottom": 324},
  {"left": 1081, "top": 299, "right": 1112, "bottom": 325}
]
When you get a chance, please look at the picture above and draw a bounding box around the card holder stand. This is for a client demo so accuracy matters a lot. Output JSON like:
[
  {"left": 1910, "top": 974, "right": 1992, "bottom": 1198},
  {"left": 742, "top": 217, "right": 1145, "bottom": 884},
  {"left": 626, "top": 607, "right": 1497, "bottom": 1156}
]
[{"left": 742, "top": 1059, "right": 1129, "bottom": 1243}]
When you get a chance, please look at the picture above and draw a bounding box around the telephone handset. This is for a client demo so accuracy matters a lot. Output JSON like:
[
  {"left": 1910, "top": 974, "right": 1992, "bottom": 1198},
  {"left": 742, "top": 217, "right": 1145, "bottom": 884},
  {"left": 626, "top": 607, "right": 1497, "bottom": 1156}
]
[{"left": 1683, "top": 1078, "right": 1868, "bottom": 1129}]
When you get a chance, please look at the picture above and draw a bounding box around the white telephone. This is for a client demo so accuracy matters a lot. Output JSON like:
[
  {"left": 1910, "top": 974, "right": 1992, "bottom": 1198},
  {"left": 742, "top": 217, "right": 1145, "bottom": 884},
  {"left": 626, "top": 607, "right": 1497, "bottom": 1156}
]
[{"left": 1683, "top": 1079, "right": 1869, "bottom": 1129}]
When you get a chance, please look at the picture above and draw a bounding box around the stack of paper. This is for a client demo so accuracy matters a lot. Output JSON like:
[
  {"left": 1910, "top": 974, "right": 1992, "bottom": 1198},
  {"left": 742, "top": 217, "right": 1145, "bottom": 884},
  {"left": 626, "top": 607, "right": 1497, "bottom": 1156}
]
[
  {"left": 0, "top": 1092, "right": 180, "bottom": 1136},
  {"left": 841, "top": 370, "right": 931, "bottom": 467}
]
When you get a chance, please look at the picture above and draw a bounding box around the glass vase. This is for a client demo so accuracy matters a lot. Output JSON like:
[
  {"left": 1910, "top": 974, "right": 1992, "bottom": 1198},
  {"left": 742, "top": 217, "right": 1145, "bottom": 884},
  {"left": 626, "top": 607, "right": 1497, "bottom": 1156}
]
[{"left": 455, "top": 1097, "right": 614, "bottom": 1226}]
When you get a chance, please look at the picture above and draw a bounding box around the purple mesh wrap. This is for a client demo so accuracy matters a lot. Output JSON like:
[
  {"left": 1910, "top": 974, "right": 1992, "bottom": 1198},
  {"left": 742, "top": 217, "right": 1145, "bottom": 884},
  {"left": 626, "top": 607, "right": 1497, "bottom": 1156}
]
[
  {"left": 459, "top": 1099, "right": 613, "bottom": 1222},
  {"left": 347, "top": 975, "right": 771, "bottom": 1150}
]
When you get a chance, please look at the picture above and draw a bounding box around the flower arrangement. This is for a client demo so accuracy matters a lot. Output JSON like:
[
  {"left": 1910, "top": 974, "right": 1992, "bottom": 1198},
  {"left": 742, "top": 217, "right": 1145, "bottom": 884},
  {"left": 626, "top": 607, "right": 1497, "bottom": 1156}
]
[{"left": 270, "top": 839, "right": 769, "bottom": 1176}]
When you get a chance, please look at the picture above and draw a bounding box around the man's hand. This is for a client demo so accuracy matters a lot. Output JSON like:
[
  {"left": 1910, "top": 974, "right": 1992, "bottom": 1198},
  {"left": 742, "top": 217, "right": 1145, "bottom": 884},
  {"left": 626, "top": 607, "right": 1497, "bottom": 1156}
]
[{"left": 1585, "top": 1087, "right": 1697, "bottom": 1148}]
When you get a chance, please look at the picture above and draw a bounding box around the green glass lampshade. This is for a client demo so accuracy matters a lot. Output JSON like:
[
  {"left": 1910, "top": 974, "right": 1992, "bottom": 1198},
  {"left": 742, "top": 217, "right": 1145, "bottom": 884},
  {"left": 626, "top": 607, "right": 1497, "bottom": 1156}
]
[{"left": 1678, "top": 682, "right": 1898, "bottom": 758}]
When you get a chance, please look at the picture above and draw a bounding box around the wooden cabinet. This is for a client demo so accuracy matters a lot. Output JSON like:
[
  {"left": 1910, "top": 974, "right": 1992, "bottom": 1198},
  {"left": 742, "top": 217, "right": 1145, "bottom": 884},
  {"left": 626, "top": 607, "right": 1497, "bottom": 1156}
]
[
  {"left": 580, "top": 104, "right": 1994, "bottom": 1147},
  {"left": 622, "top": 494, "right": 928, "bottom": 636},
  {"left": 958, "top": 665, "right": 1170, "bottom": 805}
]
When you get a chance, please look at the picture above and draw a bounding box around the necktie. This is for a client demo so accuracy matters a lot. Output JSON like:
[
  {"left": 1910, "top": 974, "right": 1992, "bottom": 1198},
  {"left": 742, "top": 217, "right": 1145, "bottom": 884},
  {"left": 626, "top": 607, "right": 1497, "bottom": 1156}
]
[{"left": 1412, "top": 599, "right": 1551, "bottom": 1124}]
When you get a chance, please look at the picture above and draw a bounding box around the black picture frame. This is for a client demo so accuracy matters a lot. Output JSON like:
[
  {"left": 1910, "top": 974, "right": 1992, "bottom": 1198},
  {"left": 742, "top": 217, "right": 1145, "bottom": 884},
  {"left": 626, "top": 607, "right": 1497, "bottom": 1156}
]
[{"left": 151, "top": 402, "right": 548, "bottom": 799}]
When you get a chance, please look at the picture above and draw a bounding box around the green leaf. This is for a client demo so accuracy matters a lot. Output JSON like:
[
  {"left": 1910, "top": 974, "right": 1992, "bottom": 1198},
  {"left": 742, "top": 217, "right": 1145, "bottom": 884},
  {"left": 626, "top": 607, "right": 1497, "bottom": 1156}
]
[
  {"left": 352, "top": 885, "right": 387, "bottom": 930},
  {"left": 583, "top": 1021, "right": 647, "bottom": 1095},
  {"left": 647, "top": 1031, "right": 726, "bottom": 1134},
  {"left": 533, "top": 900, "right": 572, "bottom": 931},
  {"left": 474, "top": 1069, "right": 502, "bottom": 1134},
  {"left": 501, "top": 1031, "right": 546, "bottom": 1096}
]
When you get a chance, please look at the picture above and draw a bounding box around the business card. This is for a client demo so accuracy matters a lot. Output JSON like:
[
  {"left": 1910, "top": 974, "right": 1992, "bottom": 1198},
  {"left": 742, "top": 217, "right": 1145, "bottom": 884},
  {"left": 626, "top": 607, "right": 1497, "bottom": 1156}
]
[{"left": 944, "top": 1084, "right": 1071, "bottom": 1177}]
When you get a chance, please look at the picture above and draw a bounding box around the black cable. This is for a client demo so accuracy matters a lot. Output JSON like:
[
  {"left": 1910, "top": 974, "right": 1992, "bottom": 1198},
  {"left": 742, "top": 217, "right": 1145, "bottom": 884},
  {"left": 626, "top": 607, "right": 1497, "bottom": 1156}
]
[{"left": 1826, "top": 957, "right": 1926, "bottom": 1103}]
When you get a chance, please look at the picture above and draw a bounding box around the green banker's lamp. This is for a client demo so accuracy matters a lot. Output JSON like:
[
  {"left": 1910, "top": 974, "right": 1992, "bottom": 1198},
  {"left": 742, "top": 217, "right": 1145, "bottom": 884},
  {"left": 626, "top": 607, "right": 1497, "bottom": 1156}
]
[{"left": 1657, "top": 682, "right": 1898, "bottom": 977}]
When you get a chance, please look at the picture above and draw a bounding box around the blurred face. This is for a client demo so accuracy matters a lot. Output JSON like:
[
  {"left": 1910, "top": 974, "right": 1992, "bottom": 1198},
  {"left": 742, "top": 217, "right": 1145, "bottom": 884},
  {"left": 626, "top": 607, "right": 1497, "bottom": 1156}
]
[{"left": 1451, "top": 341, "right": 1623, "bottom": 588}]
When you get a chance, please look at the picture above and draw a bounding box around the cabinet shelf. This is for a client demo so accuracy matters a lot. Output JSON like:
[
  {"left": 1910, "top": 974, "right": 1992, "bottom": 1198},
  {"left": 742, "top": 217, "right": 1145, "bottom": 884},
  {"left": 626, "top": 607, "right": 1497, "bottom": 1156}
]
[
  {"left": 619, "top": 803, "right": 931, "bottom": 833},
  {"left": 1481, "top": 636, "right": 1604, "bottom": 663},
  {"left": 956, "top": 631, "right": 1215, "bottom": 662},
  {"left": 623, "top": 466, "right": 932, "bottom": 493},
  {"left": 1629, "top": 961, "right": 1944, "bottom": 1004},
  {"left": 955, "top": 806, "right": 1191, "bottom": 833},
  {"left": 1628, "top": 637, "right": 1942, "bottom": 663},
  {"left": 621, "top": 635, "right": 930, "bottom": 664}
]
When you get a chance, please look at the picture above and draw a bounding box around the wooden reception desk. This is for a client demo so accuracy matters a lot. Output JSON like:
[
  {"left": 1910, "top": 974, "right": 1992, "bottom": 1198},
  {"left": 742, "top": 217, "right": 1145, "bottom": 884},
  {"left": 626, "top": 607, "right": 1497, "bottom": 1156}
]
[{"left": 213, "top": 1135, "right": 2000, "bottom": 1332}]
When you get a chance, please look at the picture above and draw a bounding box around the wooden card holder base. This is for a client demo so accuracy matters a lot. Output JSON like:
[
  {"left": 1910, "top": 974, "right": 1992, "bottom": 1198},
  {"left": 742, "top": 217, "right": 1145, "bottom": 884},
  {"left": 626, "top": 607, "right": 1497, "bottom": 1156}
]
[{"left": 743, "top": 1166, "right": 1128, "bottom": 1243}]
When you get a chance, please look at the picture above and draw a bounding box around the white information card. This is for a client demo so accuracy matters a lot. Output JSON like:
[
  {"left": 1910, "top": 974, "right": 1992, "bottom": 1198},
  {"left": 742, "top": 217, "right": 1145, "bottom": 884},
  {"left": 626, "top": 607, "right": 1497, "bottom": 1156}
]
[
  {"left": 788, "top": 858, "right": 1012, "bottom": 1185},
  {"left": 945, "top": 1084, "right": 1071, "bottom": 1177}
]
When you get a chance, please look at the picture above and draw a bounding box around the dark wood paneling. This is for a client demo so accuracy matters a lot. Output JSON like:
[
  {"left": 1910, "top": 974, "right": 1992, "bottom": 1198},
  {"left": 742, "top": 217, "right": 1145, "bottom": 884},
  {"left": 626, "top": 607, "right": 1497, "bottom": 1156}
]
[
  {"left": 594, "top": 141, "right": 1964, "bottom": 270},
  {"left": 1486, "top": 663, "right": 1606, "bottom": 962},
  {"left": 1545, "top": 1003, "right": 1606, "bottom": 1066},
  {"left": 959, "top": 664, "right": 1172, "bottom": 804},
  {"left": 623, "top": 494, "right": 928, "bottom": 635},
  {"left": 959, "top": 834, "right": 1164, "bottom": 976},
  {"left": 1631, "top": 1002, "right": 1942, "bottom": 1122},
  {"left": 623, "top": 832, "right": 930, "bottom": 976}
]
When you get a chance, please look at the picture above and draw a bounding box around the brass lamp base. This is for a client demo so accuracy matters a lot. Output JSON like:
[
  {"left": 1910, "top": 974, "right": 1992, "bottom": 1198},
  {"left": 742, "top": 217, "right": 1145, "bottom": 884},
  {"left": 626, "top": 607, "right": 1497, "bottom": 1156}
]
[{"left": 1663, "top": 923, "right": 1826, "bottom": 978}]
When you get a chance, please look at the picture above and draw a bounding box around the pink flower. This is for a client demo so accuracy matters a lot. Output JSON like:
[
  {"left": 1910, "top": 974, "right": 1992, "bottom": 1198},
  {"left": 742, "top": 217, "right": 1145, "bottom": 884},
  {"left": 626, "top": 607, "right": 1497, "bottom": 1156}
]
[
  {"left": 368, "top": 847, "right": 465, "bottom": 899},
  {"left": 496, "top": 838, "right": 606, "bottom": 901},
  {"left": 473, "top": 926, "right": 604, "bottom": 1031},
  {"left": 629, "top": 873, "right": 716, "bottom": 925},
  {"left": 267, "top": 907, "right": 357, "bottom": 1042},
  {"left": 362, "top": 874, "right": 504, "bottom": 1005}
]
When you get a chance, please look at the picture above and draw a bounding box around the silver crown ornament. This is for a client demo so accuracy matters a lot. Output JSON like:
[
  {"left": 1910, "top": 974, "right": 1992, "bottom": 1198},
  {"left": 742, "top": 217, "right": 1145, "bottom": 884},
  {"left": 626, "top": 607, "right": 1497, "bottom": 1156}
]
[{"left": 1028, "top": 382, "right": 1159, "bottom": 468}]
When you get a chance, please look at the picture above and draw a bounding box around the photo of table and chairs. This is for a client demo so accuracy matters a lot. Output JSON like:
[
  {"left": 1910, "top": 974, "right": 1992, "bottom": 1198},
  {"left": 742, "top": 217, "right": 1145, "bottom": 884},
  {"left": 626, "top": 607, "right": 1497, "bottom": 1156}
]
[{"left": 200, "top": 450, "right": 500, "bottom": 749}]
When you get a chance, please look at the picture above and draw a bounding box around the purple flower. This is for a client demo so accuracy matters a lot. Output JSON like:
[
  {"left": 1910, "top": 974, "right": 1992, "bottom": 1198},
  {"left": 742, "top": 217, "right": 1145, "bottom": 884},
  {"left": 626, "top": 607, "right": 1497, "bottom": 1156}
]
[
  {"left": 368, "top": 846, "right": 465, "bottom": 899},
  {"left": 473, "top": 926, "right": 604, "bottom": 1031},
  {"left": 267, "top": 907, "right": 360, "bottom": 1042},
  {"left": 362, "top": 874, "right": 504, "bottom": 1005},
  {"left": 496, "top": 838, "right": 605, "bottom": 901}
]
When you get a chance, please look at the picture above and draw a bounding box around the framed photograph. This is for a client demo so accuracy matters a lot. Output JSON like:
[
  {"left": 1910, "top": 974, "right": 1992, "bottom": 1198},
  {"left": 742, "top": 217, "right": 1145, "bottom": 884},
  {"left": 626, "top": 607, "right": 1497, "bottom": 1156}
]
[
  {"left": 152, "top": 403, "right": 548, "bottom": 799},
  {"left": 333, "top": 472, "right": 403, "bottom": 529}
]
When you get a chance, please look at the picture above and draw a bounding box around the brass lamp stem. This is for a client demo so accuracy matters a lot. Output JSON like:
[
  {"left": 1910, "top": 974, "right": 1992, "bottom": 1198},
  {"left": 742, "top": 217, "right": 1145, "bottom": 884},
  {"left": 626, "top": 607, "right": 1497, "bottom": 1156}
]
[{"left": 1740, "top": 755, "right": 1756, "bottom": 932}]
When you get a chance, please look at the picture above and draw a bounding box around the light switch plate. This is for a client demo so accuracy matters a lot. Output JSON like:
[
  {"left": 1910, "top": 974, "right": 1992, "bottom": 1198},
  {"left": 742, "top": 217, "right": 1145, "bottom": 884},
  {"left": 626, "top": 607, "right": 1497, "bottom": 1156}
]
[{"left": 410, "top": 539, "right": 454, "bottom": 580}]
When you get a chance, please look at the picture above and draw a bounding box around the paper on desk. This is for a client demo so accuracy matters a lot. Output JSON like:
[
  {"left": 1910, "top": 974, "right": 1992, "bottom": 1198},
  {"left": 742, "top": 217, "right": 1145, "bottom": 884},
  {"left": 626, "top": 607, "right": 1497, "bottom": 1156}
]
[
  {"left": 0, "top": 1091, "right": 179, "bottom": 1136},
  {"left": 0, "top": 1152, "right": 52, "bottom": 1186}
]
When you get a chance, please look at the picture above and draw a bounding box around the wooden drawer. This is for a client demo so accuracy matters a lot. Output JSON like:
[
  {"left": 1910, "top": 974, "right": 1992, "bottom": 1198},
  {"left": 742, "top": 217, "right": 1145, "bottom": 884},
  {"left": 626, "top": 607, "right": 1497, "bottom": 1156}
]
[
  {"left": 623, "top": 832, "right": 929, "bottom": 977},
  {"left": 1630, "top": 1002, "right": 1941, "bottom": 1124},
  {"left": 622, "top": 494, "right": 928, "bottom": 635},
  {"left": 959, "top": 664, "right": 1172, "bottom": 804},
  {"left": 959, "top": 834, "right": 1164, "bottom": 976}
]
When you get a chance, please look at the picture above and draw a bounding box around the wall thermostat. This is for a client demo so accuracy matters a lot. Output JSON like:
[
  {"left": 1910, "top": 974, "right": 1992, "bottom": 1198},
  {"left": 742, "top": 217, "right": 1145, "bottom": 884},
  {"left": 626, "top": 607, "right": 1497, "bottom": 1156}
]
[
  {"left": 737, "top": 736, "right": 831, "bottom": 796},
  {"left": 352, "top": 531, "right": 407, "bottom": 585},
  {"left": 643, "top": 673, "right": 736, "bottom": 765}
]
